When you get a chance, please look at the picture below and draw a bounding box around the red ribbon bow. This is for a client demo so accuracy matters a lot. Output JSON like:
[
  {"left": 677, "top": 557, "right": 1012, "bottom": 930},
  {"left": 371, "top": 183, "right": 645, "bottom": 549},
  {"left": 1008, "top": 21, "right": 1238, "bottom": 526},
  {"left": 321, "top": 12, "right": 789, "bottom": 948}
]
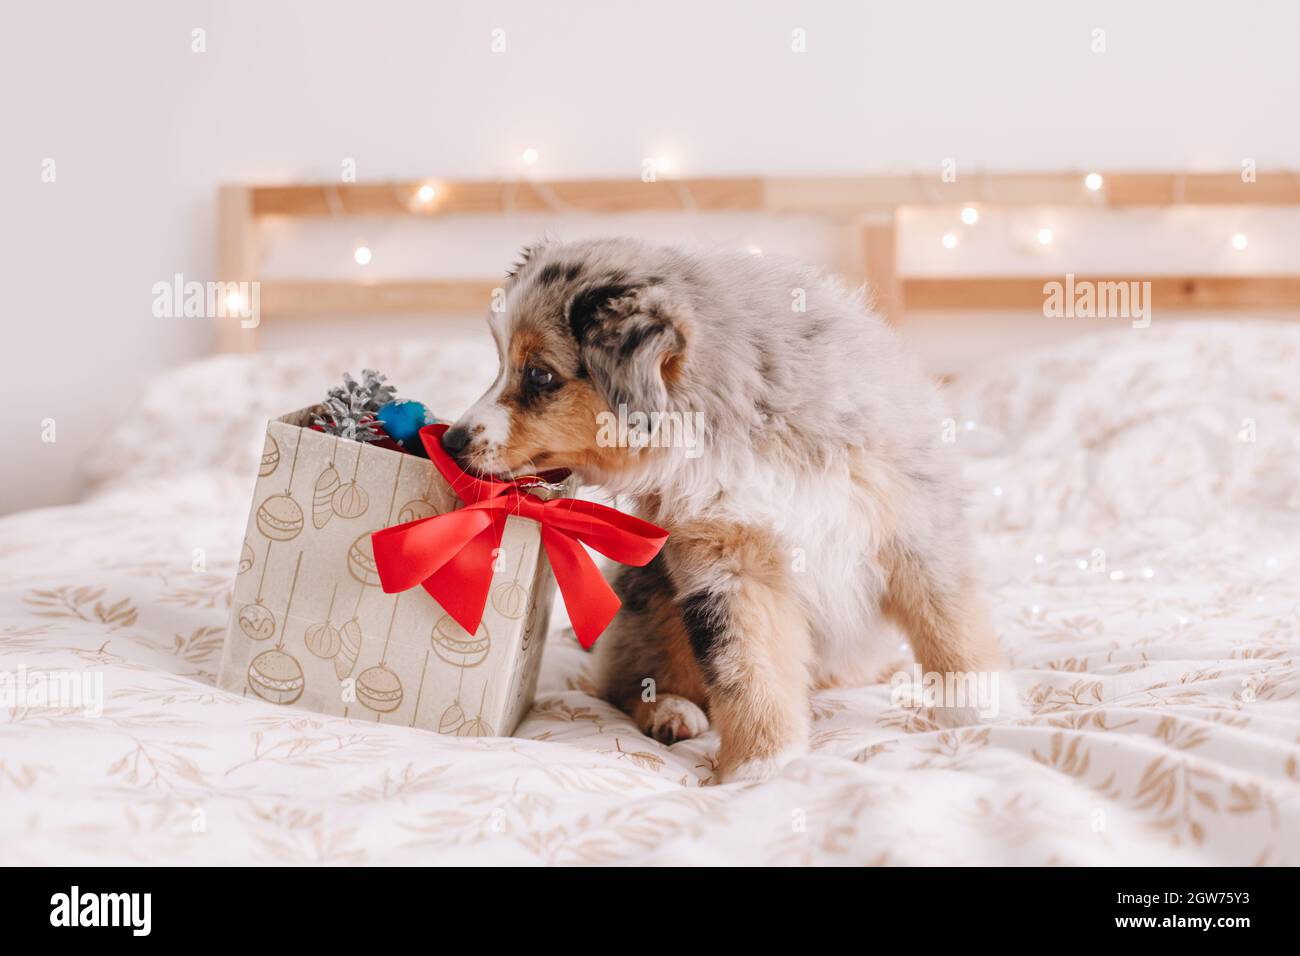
[{"left": 371, "top": 424, "right": 668, "bottom": 649}]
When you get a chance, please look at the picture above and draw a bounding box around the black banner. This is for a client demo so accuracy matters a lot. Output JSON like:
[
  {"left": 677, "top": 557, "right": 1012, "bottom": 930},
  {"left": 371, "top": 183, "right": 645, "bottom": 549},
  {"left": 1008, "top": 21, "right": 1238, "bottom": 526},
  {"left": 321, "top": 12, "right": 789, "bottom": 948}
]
[{"left": 0, "top": 866, "right": 1286, "bottom": 941}]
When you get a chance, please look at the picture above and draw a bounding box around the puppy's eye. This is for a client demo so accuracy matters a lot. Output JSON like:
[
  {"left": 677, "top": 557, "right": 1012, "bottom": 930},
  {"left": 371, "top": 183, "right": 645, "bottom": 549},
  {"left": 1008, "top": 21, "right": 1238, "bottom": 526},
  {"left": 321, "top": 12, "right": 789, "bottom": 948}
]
[{"left": 525, "top": 365, "right": 556, "bottom": 389}]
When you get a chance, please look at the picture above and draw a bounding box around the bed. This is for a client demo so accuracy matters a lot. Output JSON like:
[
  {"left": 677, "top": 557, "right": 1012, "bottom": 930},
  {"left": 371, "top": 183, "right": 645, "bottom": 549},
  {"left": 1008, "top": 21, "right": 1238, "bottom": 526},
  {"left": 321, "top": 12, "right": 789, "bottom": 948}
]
[{"left": 2, "top": 319, "right": 1298, "bottom": 865}]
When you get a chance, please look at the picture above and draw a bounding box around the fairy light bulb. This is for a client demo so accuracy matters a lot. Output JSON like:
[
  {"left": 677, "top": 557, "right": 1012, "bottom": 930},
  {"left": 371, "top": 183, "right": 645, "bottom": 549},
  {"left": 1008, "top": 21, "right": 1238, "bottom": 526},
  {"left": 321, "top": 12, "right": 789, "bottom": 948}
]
[
  {"left": 1084, "top": 172, "right": 1104, "bottom": 191},
  {"left": 1231, "top": 233, "right": 1248, "bottom": 251},
  {"left": 354, "top": 245, "right": 372, "bottom": 265},
  {"left": 942, "top": 232, "right": 959, "bottom": 249},
  {"left": 1037, "top": 227, "right": 1054, "bottom": 246},
  {"left": 521, "top": 147, "right": 539, "bottom": 165},
  {"left": 225, "top": 290, "right": 244, "bottom": 311},
  {"left": 960, "top": 206, "right": 979, "bottom": 225},
  {"left": 416, "top": 184, "right": 436, "bottom": 203}
]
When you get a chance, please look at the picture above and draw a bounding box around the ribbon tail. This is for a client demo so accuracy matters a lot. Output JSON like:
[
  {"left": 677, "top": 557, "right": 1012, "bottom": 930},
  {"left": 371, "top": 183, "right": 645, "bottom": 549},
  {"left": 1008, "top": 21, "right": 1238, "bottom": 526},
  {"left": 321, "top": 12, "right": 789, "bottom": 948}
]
[{"left": 541, "top": 525, "right": 621, "bottom": 650}]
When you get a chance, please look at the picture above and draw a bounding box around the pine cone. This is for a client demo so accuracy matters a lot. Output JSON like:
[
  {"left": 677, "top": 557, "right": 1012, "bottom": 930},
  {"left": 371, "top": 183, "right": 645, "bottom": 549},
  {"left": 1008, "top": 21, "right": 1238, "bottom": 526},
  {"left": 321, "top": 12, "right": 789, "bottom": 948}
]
[{"left": 313, "top": 369, "right": 398, "bottom": 441}]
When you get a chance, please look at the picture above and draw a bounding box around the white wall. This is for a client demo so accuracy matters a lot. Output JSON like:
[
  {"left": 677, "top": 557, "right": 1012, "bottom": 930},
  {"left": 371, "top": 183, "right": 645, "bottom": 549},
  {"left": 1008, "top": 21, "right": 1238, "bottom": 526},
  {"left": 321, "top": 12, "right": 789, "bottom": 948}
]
[{"left": 4, "top": 0, "right": 1300, "bottom": 513}]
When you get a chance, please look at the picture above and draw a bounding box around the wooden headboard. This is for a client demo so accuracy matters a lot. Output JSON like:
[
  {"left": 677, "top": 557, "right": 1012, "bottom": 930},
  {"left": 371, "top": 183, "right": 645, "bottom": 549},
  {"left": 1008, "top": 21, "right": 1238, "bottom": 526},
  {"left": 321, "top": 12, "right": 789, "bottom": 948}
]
[{"left": 216, "top": 171, "right": 1300, "bottom": 352}]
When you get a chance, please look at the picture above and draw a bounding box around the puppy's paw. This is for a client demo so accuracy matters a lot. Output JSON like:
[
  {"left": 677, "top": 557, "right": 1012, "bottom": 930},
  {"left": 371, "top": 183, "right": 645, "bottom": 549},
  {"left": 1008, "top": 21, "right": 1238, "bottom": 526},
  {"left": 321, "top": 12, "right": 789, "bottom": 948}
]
[
  {"left": 640, "top": 694, "right": 709, "bottom": 745},
  {"left": 719, "top": 745, "right": 805, "bottom": 785}
]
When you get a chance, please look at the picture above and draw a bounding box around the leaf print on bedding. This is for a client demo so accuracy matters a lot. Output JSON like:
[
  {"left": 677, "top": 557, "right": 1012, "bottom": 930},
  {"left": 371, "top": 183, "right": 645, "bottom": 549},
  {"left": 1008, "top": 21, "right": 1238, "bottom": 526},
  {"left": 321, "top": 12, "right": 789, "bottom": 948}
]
[
  {"left": 156, "top": 573, "right": 232, "bottom": 610},
  {"left": 1043, "top": 709, "right": 1138, "bottom": 732},
  {"left": 609, "top": 737, "right": 665, "bottom": 773},
  {"left": 0, "top": 762, "right": 54, "bottom": 792},
  {"left": 877, "top": 707, "right": 942, "bottom": 734},
  {"left": 338, "top": 763, "right": 452, "bottom": 803},
  {"left": 245, "top": 804, "right": 368, "bottom": 865},
  {"left": 24, "top": 587, "right": 138, "bottom": 631},
  {"left": 104, "top": 738, "right": 213, "bottom": 792},
  {"left": 1226, "top": 781, "right": 1281, "bottom": 827},
  {"left": 514, "top": 788, "right": 733, "bottom": 865},
  {"left": 1030, "top": 732, "right": 1122, "bottom": 800},
  {"left": 1027, "top": 678, "right": 1106, "bottom": 712},
  {"left": 1152, "top": 716, "right": 1213, "bottom": 750},
  {"left": 224, "top": 729, "right": 397, "bottom": 776},
  {"left": 810, "top": 696, "right": 850, "bottom": 721},
  {"left": 525, "top": 696, "right": 610, "bottom": 731},
  {"left": 850, "top": 740, "right": 897, "bottom": 764},
  {"left": 1131, "top": 757, "right": 1226, "bottom": 846},
  {"left": 171, "top": 626, "right": 225, "bottom": 665},
  {"left": 915, "top": 728, "right": 991, "bottom": 770}
]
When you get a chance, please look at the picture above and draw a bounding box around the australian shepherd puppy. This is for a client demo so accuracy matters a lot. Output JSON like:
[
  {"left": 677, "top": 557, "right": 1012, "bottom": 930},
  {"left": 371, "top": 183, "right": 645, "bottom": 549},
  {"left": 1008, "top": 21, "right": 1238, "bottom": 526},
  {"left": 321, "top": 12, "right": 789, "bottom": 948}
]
[{"left": 445, "top": 237, "right": 1014, "bottom": 782}]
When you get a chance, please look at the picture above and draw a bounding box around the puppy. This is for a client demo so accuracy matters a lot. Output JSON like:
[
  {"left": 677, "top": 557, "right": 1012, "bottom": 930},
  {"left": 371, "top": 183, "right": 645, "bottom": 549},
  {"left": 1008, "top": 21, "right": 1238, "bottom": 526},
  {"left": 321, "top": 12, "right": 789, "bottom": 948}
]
[{"left": 445, "top": 237, "right": 1012, "bottom": 782}]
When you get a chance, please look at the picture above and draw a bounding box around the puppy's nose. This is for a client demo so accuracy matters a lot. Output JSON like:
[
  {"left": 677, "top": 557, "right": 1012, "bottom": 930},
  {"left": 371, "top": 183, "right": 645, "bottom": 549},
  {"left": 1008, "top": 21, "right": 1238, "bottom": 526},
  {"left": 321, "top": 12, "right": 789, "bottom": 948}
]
[{"left": 442, "top": 425, "right": 472, "bottom": 455}]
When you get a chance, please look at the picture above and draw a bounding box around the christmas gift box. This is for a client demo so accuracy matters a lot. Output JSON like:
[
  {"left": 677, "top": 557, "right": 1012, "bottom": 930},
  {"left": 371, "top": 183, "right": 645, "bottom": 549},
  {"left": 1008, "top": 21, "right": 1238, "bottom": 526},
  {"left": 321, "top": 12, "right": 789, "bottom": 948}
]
[{"left": 218, "top": 377, "right": 667, "bottom": 737}]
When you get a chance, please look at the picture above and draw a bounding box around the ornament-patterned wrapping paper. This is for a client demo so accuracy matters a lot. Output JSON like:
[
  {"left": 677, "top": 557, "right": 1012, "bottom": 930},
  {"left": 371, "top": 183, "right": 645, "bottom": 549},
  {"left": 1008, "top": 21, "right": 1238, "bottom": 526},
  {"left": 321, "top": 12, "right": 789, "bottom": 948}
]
[{"left": 216, "top": 408, "right": 561, "bottom": 737}]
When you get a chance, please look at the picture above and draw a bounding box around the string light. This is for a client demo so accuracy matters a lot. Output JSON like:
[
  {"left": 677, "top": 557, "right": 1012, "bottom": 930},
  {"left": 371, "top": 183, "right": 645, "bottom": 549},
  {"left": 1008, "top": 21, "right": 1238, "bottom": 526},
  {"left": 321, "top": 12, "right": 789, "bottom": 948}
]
[
  {"left": 354, "top": 245, "right": 372, "bottom": 265},
  {"left": 960, "top": 206, "right": 979, "bottom": 225},
  {"left": 224, "top": 290, "right": 244, "bottom": 311},
  {"left": 415, "top": 184, "right": 437, "bottom": 203},
  {"left": 1037, "top": 227, "right": 1054, "bottom": 246},
  {"left": 521, "top": 147, "right": 539, "bottom": 165},
  {"left": 1231, "top": 233, "right": 1248, "bottom": 251},
  {"left": 1084, "top": 172, "right": 1104, "bottom": 191},
  {"left": 941, "top": 232, "right": 959, "bottom": 249}
]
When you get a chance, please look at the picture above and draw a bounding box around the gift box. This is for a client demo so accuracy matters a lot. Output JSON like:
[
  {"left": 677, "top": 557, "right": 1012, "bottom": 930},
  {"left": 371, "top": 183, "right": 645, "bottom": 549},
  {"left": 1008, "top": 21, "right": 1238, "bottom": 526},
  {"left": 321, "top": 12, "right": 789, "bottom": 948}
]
[
  {"left": 217, "top": 406, "right": 568, "bottom": 736},
  {"left": 218, "top": 403, "right": 668, "bottom": 737}
]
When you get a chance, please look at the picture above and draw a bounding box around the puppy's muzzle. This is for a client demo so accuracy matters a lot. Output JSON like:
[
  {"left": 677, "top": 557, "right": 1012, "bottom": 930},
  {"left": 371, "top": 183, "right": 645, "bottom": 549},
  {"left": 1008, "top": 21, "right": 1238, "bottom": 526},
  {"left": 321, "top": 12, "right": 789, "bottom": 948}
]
[
  {"left": 440, "top": 423, "right": 475, "bottom": 470},
  {"left": 441, "top": 424, "right": 472, "bottom": 455}
]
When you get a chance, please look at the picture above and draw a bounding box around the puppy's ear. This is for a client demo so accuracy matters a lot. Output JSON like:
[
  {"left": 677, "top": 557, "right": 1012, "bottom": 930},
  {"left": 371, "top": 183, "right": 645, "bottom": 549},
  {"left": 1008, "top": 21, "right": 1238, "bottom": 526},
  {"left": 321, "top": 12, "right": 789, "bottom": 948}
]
[
  {"left": 570, "top": 282, "right": 688, "bottom": 445},
  {"left": 505, "top": 240, "right": 547, "bottom": 279}
]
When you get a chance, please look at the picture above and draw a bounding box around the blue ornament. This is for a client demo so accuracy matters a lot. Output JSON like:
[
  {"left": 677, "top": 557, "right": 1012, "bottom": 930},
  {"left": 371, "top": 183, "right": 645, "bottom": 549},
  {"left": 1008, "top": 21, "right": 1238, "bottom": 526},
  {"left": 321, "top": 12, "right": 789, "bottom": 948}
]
[{"left": 376, "top": 400, "right": 438, "bottom": 447}]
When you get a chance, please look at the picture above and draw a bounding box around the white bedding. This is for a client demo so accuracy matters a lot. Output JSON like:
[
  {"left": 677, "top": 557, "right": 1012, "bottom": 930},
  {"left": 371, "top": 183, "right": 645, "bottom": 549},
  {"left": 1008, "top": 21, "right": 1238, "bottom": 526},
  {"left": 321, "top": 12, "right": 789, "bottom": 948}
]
[{"left": 2, "top": 321, "right": 1298, "bottom": 865}]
